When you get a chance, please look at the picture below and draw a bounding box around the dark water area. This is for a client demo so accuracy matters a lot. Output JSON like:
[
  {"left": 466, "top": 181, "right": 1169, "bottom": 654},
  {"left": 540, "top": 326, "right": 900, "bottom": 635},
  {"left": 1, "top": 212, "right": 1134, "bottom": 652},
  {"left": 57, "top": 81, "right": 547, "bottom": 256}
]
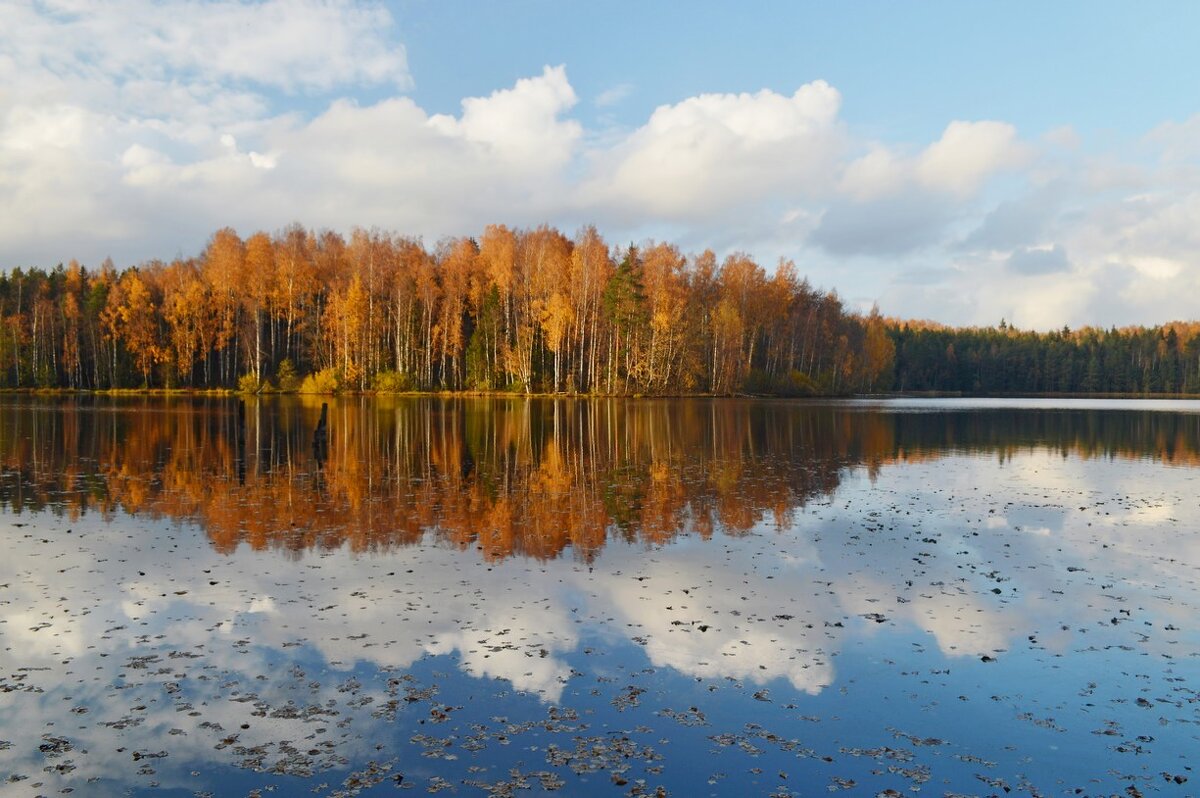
[{"left": 1, "top": 396, "right": 1198, "bottom": 796}]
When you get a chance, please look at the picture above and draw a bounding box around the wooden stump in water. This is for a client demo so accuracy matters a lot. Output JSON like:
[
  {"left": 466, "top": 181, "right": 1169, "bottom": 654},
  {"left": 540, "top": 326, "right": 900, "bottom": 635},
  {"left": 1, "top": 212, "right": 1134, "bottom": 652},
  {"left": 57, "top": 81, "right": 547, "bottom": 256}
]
[{"left": 313, "top": 402, "right": 329, "bottom": 466}]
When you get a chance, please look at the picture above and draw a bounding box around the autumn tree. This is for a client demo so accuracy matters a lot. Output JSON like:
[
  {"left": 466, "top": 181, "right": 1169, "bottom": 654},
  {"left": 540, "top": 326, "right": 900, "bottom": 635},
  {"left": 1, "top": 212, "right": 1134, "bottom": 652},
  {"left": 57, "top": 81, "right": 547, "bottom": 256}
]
[
  {"left": 641, "top": 242, "right": 687, "bottom": 391},
  {"left": 0, "top": 221, "right": 924, "bottom": 396},
  {"left": 436, "top": 237, "right": 479, "bottom": 389},
  {"left": 201, "top": 228, "right": 246, "bottom": 385},
  {"left": 272, "top": 224, "right": 317, "bottom": 368},
  {"left": 162, "top": 260, "right": 212, "bottom": 386},
  {"left": 115, "top": 270, "right": 163, "bottom": 386},
  {"left": 242, "top": 232, "right": 275, "bottom": 381},
  {"left": 568, "top": 226, "right": 612, "bottom": 392}
]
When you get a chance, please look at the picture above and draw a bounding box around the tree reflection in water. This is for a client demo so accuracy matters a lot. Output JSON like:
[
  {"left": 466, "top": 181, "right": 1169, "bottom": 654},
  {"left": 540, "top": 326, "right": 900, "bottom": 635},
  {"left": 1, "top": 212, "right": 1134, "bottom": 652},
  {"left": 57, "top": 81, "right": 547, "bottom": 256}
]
[
  {"left": 2, "top": 397, "right": 1200, "bottom": 795},
  {"left": 1, "top": 396, "right": 1198, "bottom": 560}
]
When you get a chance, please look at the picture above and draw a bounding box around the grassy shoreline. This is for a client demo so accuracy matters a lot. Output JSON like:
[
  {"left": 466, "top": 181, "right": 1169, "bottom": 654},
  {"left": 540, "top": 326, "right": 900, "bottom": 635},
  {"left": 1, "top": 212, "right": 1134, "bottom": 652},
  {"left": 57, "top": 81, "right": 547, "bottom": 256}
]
[{"left": 4, "top": 387, "right": 1200, "bottom": 400}]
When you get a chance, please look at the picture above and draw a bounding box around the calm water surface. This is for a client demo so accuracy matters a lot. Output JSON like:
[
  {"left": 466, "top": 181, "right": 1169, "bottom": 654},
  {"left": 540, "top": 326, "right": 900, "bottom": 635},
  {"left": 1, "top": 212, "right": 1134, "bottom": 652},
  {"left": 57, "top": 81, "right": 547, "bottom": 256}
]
[{"left": 1, "top": 397, "right": 1198, "bottom": 796}]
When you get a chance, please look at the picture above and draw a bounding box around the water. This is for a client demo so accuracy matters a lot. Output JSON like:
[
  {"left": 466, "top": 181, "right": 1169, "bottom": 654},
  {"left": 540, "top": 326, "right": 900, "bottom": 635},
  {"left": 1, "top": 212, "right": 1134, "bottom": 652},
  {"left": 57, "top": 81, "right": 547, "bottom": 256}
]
[{"left": 1, "top": 396, "right": 1198, "bottom": 796}]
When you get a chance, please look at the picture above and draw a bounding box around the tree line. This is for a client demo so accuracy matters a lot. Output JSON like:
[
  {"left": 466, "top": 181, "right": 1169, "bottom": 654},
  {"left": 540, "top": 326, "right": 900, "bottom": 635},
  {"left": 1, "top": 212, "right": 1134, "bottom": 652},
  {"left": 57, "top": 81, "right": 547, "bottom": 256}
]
[
  {"left": 8, "top": 224, "right": 1198, "bottom": 397},
  {"left": 890, "top": 320, "right": 1200, "bottom": 395},
  {"left": 0, "top": 224, "right": 894, "bottom": 394}
]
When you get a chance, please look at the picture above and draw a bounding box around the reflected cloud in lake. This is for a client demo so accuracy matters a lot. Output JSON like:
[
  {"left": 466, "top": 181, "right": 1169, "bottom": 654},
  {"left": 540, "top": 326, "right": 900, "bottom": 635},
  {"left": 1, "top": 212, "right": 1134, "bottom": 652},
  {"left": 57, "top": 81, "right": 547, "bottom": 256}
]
[{"left": 2, "top": 397, "right": 1199, "bottom": 794}]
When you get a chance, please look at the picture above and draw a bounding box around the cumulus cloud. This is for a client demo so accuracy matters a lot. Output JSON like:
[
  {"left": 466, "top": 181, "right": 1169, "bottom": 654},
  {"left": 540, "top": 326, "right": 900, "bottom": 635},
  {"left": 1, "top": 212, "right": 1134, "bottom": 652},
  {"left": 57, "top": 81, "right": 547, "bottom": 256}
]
[
  {"left": 810, "top": 120, "right": 1030, "bottom": 261},
  {"left": 895, "top": 119, "right": 1200, "bottom": 330},
  {"left": 1012, "top": 182, "right": 1200, "bottom": 327},
  {"left": 838, "top": 121, "right": 1026, "bottom": 202},
  {"left": 838, "top": 146, "right": 907, "bottom": 201},
  {"left": 580, "top": 81, "right": 845, "bottom": 220},
  {"left": 428, "top": 65, "right": 581, "bottom": 170},
  {"left": 0, "top": 0, "right": 412, "bottom": 262},
  {"left": 5, "top": 5, "right": 1200, "bottom": 330},
  {"left": 916, "top": 120, "right": 1027, "bottom": 196},
  {"left": 250, "top": 65, "right": 583, "bottom": 230}
]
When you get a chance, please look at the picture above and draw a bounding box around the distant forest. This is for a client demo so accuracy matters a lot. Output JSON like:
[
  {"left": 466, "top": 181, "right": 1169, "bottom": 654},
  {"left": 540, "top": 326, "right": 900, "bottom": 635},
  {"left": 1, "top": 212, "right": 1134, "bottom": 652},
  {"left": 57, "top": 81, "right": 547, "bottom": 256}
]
[
  {"left": 0, "top": 223, "right": 1196, "bottom": 396},
  {"left": 891, "top": 321, "right": 1200, "bottom": 395}
]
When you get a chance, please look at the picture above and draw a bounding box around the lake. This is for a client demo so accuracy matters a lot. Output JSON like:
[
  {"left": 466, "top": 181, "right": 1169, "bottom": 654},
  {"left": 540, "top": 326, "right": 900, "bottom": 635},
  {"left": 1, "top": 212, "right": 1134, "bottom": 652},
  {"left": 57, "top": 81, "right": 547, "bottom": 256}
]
[{"left": 1, "top": 396, "right": 1198, "bottom": 796}]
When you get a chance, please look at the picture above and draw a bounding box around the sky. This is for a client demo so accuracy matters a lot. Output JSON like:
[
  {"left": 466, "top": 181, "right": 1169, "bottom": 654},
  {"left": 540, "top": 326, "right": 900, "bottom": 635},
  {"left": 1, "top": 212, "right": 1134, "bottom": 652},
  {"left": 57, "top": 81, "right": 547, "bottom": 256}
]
[{"left": 2, "top": 0, "right": 1199, "bottom": 329}]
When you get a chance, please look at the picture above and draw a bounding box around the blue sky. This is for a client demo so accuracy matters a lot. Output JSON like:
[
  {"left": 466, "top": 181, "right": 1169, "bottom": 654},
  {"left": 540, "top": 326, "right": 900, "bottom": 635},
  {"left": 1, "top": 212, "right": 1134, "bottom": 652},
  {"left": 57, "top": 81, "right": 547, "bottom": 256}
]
[
  {"left": 2, "top": 0, "right": 1199, "bottom": 328},
  {"left": 394, "top": 1, "right": 1195, "bottom": 142}
]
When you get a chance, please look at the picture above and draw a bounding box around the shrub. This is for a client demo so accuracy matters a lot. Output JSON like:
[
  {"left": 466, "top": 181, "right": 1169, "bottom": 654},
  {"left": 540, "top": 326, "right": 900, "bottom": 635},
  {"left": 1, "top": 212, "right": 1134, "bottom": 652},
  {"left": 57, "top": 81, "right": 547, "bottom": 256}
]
[
  {"left": 237, "top": 372, "right": 265, "bottom": 394},
  {"left": 738, "top": 369, "right": 819, "bottom": 397},
  {"left": 371, "top": 370, "right": 412, "bottom": 393},
  {"left": 275, "top": 358, "right": 301, "bottom": 393},
  {"left": 299, "top": 368, "right": 340, "bottom": 394},
  {"left": 784, "top": 370, "right": 819, "bottom": 396}
]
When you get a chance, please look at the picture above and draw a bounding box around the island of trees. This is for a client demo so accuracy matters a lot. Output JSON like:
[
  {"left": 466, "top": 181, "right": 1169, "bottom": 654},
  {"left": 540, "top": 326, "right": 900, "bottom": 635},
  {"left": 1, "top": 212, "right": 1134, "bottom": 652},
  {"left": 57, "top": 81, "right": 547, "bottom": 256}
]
[{"left": 1, "top": 222, "right": 1197, "bottom": 396}]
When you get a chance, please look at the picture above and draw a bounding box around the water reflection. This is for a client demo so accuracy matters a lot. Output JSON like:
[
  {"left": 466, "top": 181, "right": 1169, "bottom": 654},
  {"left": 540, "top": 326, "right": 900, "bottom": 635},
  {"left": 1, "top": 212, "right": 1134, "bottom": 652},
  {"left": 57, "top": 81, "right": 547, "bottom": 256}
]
[
  {"left": 3, "top": 396, "right": 1200, "bottom": 558},
  {"left": 2, "top": 398, "right": 1199, "bottom": 795}
]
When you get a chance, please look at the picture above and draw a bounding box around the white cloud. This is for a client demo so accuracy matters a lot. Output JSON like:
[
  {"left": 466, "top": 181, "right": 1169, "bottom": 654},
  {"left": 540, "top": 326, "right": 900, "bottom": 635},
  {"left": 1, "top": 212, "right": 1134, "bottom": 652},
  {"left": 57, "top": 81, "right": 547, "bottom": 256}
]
[
  {"left": 839, "top": 145, "right": 907, "bottom": 200},
  {"left": 580, "top": 81, "right": 845, "bottom": 220},
  {"left": 0, "top": 0, "right": 412, "bottom": 261},
  {"left": 5, "top": 5, "right": 1200, "bottom": 330},
  {"left": 916, "top": 120, "right": 1028, "bottom": 196},
  {"left": 6, "top": 0, "right": 409, "bottom": 97},
  {"left": 838, "top": 121, "right": 1027, "bottom": 203},
  {"left": 1128, "top": 254, "right": 1183, "bottom": 281},
  {"left": 1042, "top": 125, "right": 1081, "bottom": 151},
  {"left": 1002, "top": 270, "right": 1096, "bottom": 331},
  {"left": 1145, "top": 113, "right": 1200, "bottom": 163},
  {"left": 254, "top": 66, "right": 583, "bottom": 230},
  {"left": 595, "top": 82, "right": 633, "bottom": 108},
  {"left": 428, "top": 65, "right": 581, "bottom": 170},
  {"left": 808, "top": 121, "right": 1031, "bottom": 262}
]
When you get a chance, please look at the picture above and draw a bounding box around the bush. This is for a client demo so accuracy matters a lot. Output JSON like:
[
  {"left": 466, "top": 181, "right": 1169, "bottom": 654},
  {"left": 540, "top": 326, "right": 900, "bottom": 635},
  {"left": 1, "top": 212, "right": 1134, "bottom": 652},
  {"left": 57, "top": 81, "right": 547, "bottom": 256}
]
[
  {"left": 237, "top": 372, "right": 265, "bottom": 394},
  {"left": 299, "top": 368, "right": 340, "bottom": 394},
  {"left": 740, "top": 369, "right": 819, "bottom": 397},
  {"left": 275, "top": 358, "right": 301, "bottom": 393},
  {"left": 783, "top": 370, "right": 819, "bottom": 396},
  {"left": 371, "top": 370, "right": 412, "bottom": 393}
]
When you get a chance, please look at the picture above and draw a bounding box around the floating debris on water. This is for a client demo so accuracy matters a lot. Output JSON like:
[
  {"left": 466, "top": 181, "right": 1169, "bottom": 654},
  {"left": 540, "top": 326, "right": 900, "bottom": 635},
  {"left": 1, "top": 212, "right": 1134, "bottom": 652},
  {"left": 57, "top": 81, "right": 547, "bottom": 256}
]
[{"left": 0, "top": 397, "right": 1198, "bottom": 795}]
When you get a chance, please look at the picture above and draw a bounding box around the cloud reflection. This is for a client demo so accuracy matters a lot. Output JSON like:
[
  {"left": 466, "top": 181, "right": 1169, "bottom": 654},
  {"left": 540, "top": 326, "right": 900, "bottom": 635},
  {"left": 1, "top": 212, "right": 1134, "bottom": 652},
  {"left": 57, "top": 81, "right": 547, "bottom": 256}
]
[{"left": 3, "top": 398, "right": 1200, "bottom": 792}]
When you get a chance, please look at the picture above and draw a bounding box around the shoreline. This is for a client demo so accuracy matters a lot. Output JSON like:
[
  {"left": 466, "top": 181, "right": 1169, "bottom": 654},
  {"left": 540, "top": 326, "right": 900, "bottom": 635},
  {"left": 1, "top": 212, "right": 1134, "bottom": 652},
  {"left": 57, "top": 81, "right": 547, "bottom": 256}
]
[{"left": 4, "top": 387, "right": 1200, "bottom": 400}]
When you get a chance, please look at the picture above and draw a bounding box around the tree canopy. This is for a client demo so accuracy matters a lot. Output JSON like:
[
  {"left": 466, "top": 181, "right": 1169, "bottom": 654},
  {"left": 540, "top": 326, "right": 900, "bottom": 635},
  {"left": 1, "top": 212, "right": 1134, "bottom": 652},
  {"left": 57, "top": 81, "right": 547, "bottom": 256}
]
[
  {"left": 0, "top": 224, "right": 889, "bottom": 395},
  {"left": 6, "top": 224, "right": 1196, "bottom": 396}
]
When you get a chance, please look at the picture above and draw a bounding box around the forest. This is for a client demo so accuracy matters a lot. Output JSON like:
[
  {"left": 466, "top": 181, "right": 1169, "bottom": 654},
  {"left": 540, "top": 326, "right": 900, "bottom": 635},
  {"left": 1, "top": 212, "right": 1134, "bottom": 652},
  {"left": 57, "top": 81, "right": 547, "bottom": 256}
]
[
  {"left": 0, "top": 224, "right": 893, "bottom": 394},
  {"left": 3, "top": 222, "right": 1198, "bottom": 396},
  {"left": 890, "top": 320, "right": 1200, "bottom": 395}
]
